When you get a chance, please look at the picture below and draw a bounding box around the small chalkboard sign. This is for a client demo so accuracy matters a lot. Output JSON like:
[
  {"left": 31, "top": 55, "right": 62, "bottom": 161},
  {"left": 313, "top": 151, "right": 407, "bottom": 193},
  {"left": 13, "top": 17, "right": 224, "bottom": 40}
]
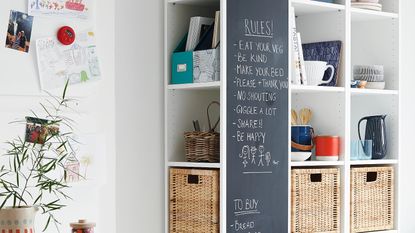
[{"left": 226, "top": 0, "right": 289, "bottom": 232}]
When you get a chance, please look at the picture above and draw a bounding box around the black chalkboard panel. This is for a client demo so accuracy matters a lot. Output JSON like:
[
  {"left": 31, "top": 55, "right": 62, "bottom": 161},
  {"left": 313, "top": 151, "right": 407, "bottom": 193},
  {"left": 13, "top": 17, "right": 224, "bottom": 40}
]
[{"left": 226, "top": 0, "right": 289, "bottom": 232}]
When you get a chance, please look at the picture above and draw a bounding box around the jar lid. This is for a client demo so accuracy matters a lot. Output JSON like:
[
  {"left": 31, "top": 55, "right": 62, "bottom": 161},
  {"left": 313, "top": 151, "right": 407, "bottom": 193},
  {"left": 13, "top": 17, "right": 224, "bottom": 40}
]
[{"left": 70, "top": 219, "right": 96, "bottom": 229}]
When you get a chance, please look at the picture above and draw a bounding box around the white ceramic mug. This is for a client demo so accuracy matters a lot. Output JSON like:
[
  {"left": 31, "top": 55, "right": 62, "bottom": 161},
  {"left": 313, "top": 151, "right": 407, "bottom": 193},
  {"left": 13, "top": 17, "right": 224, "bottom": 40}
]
[{"left": 304, "top": 61, "right": 335, "bottom": 86}]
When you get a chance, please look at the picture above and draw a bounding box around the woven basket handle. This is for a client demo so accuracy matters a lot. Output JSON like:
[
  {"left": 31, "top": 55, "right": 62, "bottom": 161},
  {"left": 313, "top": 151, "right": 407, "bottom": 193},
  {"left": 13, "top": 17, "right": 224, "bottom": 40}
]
[{"left": 207, "top": 101, "right": 220, "bottom": 132}]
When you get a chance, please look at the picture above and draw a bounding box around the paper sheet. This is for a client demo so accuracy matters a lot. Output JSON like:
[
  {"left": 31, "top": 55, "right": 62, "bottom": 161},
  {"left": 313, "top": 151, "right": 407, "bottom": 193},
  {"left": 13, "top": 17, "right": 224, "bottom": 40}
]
[
  {"left": 36, "top": 31, "right": 101, "bottom": 90},
  {"left": 28, "top": 0, "right": 91, "bottom": 19}
]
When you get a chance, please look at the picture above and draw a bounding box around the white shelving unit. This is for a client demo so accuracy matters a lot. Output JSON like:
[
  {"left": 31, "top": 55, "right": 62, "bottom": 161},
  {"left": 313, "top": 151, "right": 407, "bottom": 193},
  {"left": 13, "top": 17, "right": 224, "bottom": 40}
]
[
  {"left": 292, "top": 85, "right": 345, "bottom": 93},
  {"left": 291, "top": 161, "right": 345, "bottom": 167},
  {"left": 164, "top": 0, "right": 400, "bottom": 232},
  {"left": 167, "top": 161, "right": 222, "bottom": 168},
  {"left": 168, "top": 81, "right": 221, "bottom": 90}
]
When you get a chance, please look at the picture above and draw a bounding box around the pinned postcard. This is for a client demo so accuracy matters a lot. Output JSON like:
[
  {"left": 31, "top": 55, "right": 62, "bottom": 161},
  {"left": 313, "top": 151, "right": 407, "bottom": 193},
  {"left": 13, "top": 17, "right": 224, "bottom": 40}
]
[
  {"left": 28, "top": 0, "right": 91, "bottom": 20},
  {"left": 36, "top": 31, "right": 101, "bottom": 90}
]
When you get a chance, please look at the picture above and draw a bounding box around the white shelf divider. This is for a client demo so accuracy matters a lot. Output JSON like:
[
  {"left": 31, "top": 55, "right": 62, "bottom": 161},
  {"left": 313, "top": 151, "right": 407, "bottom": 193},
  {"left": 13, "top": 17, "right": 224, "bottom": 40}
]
[
  {"left": 292, "top": 0, "right": 345, "bottom": 16},
  {"left": 368, "top": 230, "right": 398, "bottom": 233},
  {"left": 291, "top": 160, "right": 345, "bottom": 167},
  {"left": 167, "top": 161, "right": 221, "bottom": 168},
  {"left": 292, "top": 85, "right": 345, "bottom": 93},
  {"left": 351, "top": 7, "right": 398, "bottom": 21},
  {"left": 167, "top": 0, "right": 219, "bottom": 6},
  {"left": 349, "top": 159, "right": 398, "bottom": 165},
  {"left": 351, "top": 88, "right": 399, "bottom": 96},
  {"left": 168, "top": 81, "right": 221, "bottom": 90}
]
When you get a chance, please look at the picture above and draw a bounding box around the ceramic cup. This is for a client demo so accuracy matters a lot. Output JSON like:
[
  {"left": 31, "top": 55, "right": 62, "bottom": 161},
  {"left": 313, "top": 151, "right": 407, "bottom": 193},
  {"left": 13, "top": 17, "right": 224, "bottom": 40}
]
[
  {"left": 291, "top": 125, "right": 313, "bottom": 152},
  {"left": 305, "top": 61, "right": 335, "bottom": 86},
  {"left": 315, "top": 136, "right": 340, "bottom": 161}
]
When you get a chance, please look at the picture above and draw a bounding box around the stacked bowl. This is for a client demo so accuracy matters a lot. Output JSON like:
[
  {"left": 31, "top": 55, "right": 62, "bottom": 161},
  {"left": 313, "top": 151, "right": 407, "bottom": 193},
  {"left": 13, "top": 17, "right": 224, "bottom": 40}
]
[
  {"left": 351, "top": 0, "right": 382, "bottom": 11},
  {"left": 353, "top": 65, "right": 385, "bottom": 89}
]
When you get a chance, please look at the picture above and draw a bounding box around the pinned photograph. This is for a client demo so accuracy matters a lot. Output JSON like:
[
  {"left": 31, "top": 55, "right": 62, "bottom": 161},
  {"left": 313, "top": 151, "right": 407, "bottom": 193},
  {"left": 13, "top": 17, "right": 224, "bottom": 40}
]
[
  {"left": 25, "top": 117, "right": 59, "bottom": 144},
  {"left": 5, "top": 10, "right": 34, "bottom": 53}
]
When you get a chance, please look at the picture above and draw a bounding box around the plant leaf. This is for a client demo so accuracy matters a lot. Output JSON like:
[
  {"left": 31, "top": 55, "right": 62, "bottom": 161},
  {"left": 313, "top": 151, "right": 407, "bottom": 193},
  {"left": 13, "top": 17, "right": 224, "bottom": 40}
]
[
  {"left": 42, "top": 214, "right": 51, "bottom": 232},
  {"left": 0, "top": 193, "right": 12, "bottom": 209},
  {"left": 62, "top": 80, "right": 69, "bottom": 100}
]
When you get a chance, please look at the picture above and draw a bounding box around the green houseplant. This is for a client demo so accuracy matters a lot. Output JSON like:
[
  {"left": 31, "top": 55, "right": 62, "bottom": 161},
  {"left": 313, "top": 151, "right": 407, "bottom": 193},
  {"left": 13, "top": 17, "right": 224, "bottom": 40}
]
[{"left": 0, "top": 82, "right": 77, "bottom": 232}]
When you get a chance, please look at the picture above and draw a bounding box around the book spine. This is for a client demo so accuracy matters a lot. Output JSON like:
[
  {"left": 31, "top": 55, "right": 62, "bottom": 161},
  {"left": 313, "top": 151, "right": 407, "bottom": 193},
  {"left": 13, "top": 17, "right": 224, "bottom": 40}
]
[
  {"left": 185, "top": 17, "right": 196, "bottom": 51},
  {"left": 212, "top": 11, "right": 220, "bottom": 49},
  {"left": 297, "top": 33, "right": 307, "bottom": 85},
  {"left": 290, "top": 7, "right": 301, "bottom": 85}
]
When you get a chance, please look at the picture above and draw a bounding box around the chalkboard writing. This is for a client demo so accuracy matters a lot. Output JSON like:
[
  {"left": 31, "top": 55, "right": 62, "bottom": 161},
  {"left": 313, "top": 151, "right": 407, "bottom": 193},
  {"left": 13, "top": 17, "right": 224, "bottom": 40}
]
[{"left": 227, "top": 0, "right": 289, "bottom": 233}]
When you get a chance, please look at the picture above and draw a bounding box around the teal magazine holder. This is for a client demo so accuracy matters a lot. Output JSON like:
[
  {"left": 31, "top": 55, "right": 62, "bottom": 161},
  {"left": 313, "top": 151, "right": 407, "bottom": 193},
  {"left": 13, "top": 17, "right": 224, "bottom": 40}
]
[{"left": 171, "top": 34, "right": 193, "bottom": 84}]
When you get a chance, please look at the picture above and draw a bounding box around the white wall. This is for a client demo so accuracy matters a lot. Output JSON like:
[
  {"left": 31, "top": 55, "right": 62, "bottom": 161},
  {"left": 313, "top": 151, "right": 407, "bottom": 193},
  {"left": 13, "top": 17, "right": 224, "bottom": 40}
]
[
  {"left": 0, "top": 1, "right": 115, "bottom": 233},
  {"left": 114, "top": 0, "right": 164, "bottom": 233},
  {"left": 399, "top": 0, "right": 415, "bottom": 232}
]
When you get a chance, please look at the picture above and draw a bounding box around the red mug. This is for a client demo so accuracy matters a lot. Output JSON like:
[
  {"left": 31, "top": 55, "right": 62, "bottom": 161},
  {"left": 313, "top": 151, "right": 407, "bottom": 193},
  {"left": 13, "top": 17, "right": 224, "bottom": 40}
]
[{"left": 315, "top": 136, "right": 340, "bottom": 161}]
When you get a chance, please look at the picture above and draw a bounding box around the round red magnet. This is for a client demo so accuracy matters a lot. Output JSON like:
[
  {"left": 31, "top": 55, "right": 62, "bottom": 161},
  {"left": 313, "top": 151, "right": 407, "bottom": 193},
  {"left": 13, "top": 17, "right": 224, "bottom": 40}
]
[{"left": 57, "top": 26, "right": 76, "bottom": 45}]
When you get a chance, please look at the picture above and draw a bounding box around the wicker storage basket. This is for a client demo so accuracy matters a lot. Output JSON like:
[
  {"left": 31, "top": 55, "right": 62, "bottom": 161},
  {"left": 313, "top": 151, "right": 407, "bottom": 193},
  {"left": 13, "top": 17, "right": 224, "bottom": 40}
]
[
  {"left": 291, "top": 168, "right": 341, "bottom": 233},
  {"left": 184, "top": 132, "right": 220, "bottom": 162},
  {"left": 184, "top": 101, "right": 220, "bottom": 162},
  {"left": 169, "top": 168, "right": 219, "bottom": 233},
  {"left": 350, "top": 166, "right": 394, "bottom": 233}
]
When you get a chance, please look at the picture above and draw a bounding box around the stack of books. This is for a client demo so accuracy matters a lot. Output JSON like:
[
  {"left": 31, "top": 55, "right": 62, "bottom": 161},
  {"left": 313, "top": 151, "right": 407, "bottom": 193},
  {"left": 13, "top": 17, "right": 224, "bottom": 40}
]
[
  {"left": 290, "top": 7, "right": 307, "bottom": 85},
  {"left": 185, "top": 11, "right": 220, "bottom": 52}
]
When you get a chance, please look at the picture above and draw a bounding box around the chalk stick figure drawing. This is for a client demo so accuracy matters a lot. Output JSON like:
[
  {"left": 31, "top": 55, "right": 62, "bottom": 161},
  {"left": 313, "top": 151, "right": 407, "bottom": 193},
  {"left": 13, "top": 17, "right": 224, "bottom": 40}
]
[
  {"left": 257, "top": 145, "right": 265, "bottom": 166},
  {"left": 258, "top": 155, "right": 264, "bottom": 166},
  {"left": 240, "top": 145, "right": 250, "bottom": 168},
  {"left": 242, "top": 159, "right": 248, "bottom": 168},
  {"left": 250, "top": 146, "right": 257, "bottom": 164},
  {"left": 265, "top": 152, "right": 271, "bottom": 166}
]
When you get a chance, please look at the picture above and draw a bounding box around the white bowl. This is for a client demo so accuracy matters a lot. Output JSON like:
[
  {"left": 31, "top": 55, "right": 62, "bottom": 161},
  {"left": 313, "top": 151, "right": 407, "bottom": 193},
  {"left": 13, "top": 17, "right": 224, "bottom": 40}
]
[
  {"left": 351, "top": 2, "right": 382, "bottom": 11},
  {"left": 291, "top": 152, "right": 312, "bottom": 162},
  {"left": 353, "top": 74, "right": 384, "bottom": 82},
  {"left": 365, "top": 81, "right": 386, "bottom": 90},
  {"left": 353, "top": 65, "right": 384, "bottom": 75}
]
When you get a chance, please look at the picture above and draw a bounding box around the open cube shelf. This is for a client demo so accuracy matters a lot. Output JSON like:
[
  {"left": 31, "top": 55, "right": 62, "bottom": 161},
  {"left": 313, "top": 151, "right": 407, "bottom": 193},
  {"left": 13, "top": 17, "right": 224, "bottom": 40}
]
[
  {"left": 295, "top": 9, "right": 346, "bottom": 88},
  {"left": 351, "top": 95, "right": 399, "bottom": 161},
  {"left": 351, "top": 19, "right": 399, "bottom": 91},
  {"left": 164, "top": 0, "right": 400, "bottom": 232},
  {"left": 166, "top": 90, "right": 220, "bottom": 162},
  {"left": 292, "top": 92, "right": 346, "bottom": 161}
]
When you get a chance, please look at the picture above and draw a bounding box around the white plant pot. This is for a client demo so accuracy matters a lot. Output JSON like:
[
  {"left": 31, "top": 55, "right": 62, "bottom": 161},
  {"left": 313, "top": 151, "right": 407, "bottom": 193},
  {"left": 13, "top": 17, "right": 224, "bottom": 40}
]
[{"left": 0, "top": 207, "right": 38, "bottom": 233}]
